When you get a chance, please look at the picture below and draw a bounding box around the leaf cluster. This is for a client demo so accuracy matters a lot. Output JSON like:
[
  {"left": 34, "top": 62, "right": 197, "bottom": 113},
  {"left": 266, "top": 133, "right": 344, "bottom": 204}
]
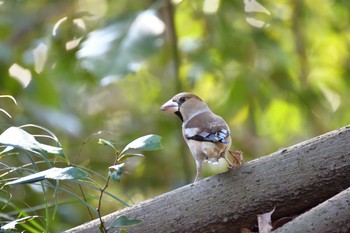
[{"left": 0, "top": 102, "right": 162, "bottom": 232}]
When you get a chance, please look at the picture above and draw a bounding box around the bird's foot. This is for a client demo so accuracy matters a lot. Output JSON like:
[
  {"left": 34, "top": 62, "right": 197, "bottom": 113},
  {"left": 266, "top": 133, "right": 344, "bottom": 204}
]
[
  {"left": 193, "top": 174, "right": 201, "bottom": 183},
  {"left": 227, "top": 150, "right": 244, "bottom": 169},
  {"left": 223, "top": 156, "right": 234, "bottom": 169}
]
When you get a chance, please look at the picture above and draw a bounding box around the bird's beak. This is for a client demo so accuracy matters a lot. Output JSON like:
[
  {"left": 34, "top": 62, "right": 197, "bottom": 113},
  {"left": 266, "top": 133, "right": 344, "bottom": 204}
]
[{"left": 160, "top": 99, "right": 178, "bottom": 112}]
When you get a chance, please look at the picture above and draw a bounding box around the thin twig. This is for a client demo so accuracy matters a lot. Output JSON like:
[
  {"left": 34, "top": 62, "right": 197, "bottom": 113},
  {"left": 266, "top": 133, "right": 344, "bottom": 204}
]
[
  {"left": 97, "top": 150, "right": 120, "bottom": 233},
  {"left": 74, "top": 134, "right": 100, "bottom": 220},
  {"left": 97, "top": 176, "right": 110, "bottom": 233}
]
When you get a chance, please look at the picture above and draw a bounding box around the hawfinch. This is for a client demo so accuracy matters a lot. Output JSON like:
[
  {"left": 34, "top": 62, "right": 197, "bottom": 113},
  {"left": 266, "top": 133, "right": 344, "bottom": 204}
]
[{"left": 160, "top": 92, "right": 241, "bottom": 182}]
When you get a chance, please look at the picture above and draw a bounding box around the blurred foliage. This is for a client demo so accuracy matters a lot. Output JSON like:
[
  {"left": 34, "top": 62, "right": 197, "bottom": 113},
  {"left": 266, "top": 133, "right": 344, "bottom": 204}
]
[{"left": 0, "top": 0, "right": 349, "bottom": 231}]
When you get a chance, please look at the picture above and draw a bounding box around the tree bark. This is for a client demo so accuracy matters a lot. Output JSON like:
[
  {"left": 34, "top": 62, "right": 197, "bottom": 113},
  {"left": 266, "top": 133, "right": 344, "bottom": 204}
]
[
  {"left": 65, "top": 125, "right": 350, "bottom": 233},
  {"left": 274, "top": 187, "right": 350, "bottom": 233}
]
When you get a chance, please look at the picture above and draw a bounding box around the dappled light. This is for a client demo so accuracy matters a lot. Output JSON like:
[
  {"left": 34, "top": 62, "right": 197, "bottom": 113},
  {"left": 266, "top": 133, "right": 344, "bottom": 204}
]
[
  {"left": 8, "top": 63, "right": 32, "bottom": 88},
  {"left": 0, "top": 0, "right": 350, "bottom": 232},
  {"left": 244, "top": 0, "right": 271, "bottom": 28},
  {"left": 77, "top": 10, "right": 165, "bottom": 84}
]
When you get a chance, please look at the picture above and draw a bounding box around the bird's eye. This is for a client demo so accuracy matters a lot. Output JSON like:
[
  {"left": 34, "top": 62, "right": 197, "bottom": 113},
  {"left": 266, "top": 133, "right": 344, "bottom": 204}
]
[{"left": 179, "top": 97, "right": 187, "bottom": 103}]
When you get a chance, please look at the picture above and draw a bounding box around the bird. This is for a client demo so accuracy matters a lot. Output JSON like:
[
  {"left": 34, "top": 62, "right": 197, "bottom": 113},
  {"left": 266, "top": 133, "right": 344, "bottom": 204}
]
[{"left": 160, "top": 92, "right": 242, "bottom": 182}]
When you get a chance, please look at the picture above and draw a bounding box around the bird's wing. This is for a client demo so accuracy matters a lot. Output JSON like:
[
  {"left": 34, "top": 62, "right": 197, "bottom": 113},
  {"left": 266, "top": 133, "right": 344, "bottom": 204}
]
[{"left": 184, "top": 112, "right": 230, "bottom": 144}]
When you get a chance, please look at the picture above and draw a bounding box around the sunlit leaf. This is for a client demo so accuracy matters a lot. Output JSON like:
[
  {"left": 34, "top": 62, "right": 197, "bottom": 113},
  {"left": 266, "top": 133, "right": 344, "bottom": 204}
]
[
  {"left": 109, "top": 163, "right": 125, "bottom": 182},
  {"left": 118, "top": 153, "right": 144, "bottom": 163},
  {"left": 0, "top": 95, "right": 17, "bottom": 118},
  {"left": 5, "top": 167, "right": 90, "bottom": 185},
  {"left": 98, "top": 138, "right": 116, "bottom": 150},
  {"left": 244, "top": 0, "right": 271, "bottom": 15},
  {"left": 109, "top": 216, "right": 143, "bottom": 229},
  {"left": 0, "top": 95, "right": 17, "bottom": 105},
  {"left": 1, "top": 216, "right": 39, "bottom": 230},
  {"left": 109, "top": 163, "right": 125, "bottom": 171},
  {"left": 0, "top": 127, "right": 64, "bottom": 157},
  {"left": 8, "top": 63, "right": 32, "bottom": 88},
  {"left": 121, "top": 134, "right": 162, "bottom": 155},
  {"left": 0, "top": 108, "right": 12, "bottom": 118},
  {"left": 115, "top": 229, "right": 128, "bottom": 233},
  {"left": 243, "top": 0, "right": 271, "bottom": 28},
  {"left": 77, "top": 10, "right": 165, "bottom": 84}
]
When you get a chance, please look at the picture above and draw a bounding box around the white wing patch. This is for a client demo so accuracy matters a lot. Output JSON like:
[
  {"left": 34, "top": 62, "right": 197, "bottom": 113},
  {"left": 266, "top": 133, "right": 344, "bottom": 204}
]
[{"left": 184, "top": 127, "right": 201, "bottom": 138}]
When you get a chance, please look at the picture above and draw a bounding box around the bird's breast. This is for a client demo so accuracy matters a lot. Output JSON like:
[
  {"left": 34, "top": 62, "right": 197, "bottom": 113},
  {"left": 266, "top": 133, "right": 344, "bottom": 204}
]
[{"left": 185, "top": 139, "right": 230, "bottom": 163}]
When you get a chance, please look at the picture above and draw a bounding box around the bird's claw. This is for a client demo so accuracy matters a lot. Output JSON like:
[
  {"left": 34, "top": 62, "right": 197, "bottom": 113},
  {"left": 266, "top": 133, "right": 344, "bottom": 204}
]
[{"left": 226, "top": 150, "right": 243, "bottom": 169}]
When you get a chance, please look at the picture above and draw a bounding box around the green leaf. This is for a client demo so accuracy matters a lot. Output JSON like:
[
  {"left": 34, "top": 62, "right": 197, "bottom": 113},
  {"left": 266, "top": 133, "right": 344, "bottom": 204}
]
[
  {"left": 1, "top": 216, "right": 39, "bottom": 230},
  {"left": 115, "top": 229, "right": 128, "bottom": 233},
  {"left": 109, "top": 163, "right": 125, "bottom": 182},
  {"left": 0, "top": 95, "right": 17, "bottom": 118},
  {"left": 0, "top": 127, "right": 64, "bottom": 157},
  {"left": 109, "top": 216, "right": 143, "bottom": 229},
  {"left": 0, "top": 108, "right": 12, "bottom": 118},
  {"left": 118, "top": 153, "right": 144, "bottom": 163},
  {"left": 121, "top": 134, "right": 162, "bottom": 155},
  {"left": 5, "top": 167, "right": 90, "bottom": 185},
  {"left": 98, "top": 138, "right": 116, "bottom": 150},
  {"left": 0, "top": 95, "right": 17, "bottom": 105}
]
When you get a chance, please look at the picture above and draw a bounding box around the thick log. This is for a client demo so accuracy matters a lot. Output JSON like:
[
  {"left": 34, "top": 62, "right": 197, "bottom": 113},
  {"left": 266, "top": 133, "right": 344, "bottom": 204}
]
[
  {"left": 65, "top": 125, "right": 350, "bottom": 233},
  {"left": 274, "top": 187, "right": 350, "bottom": 233}
]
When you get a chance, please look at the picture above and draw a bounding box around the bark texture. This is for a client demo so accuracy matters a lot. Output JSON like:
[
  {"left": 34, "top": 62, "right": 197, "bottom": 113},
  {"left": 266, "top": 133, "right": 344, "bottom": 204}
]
[
  {"left": 274, "top": 187, "right": 350, "bottom": 233},
  {"left": 65, "top": 125, "right": 350, "bottom": 233}
]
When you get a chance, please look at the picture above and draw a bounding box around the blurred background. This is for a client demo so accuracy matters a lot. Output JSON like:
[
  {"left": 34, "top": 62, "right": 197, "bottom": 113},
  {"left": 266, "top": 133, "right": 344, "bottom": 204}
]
[{"left": 0, "top": 0, "right": 349, "bottom": 231}]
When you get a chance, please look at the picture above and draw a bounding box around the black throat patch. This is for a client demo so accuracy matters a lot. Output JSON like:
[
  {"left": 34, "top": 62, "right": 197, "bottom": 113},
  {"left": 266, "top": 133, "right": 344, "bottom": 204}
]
[{"left": 175, "top": 111, "right": 184, "bottom": 122}]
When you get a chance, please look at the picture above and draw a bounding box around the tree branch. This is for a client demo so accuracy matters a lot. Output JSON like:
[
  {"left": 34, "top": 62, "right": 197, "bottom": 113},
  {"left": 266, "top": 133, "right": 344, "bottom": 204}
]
[
  {"left": 64, "top": 124, "right": 350, "bottom": 233},
  {"left": 274, "top": 187, "right": 350, "bottom": 233}
]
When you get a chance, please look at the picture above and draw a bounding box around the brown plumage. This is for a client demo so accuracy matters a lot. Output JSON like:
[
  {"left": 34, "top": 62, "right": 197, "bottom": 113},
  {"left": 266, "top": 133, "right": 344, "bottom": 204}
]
[{"left": 161, "top": 92, "right": 240, "bottom": 182}]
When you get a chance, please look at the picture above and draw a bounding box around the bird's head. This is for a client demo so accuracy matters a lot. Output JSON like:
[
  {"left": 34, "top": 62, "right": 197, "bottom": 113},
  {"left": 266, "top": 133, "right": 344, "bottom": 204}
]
[{"left": 160, "top": 92, "right": 207, "bottom": 122}]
